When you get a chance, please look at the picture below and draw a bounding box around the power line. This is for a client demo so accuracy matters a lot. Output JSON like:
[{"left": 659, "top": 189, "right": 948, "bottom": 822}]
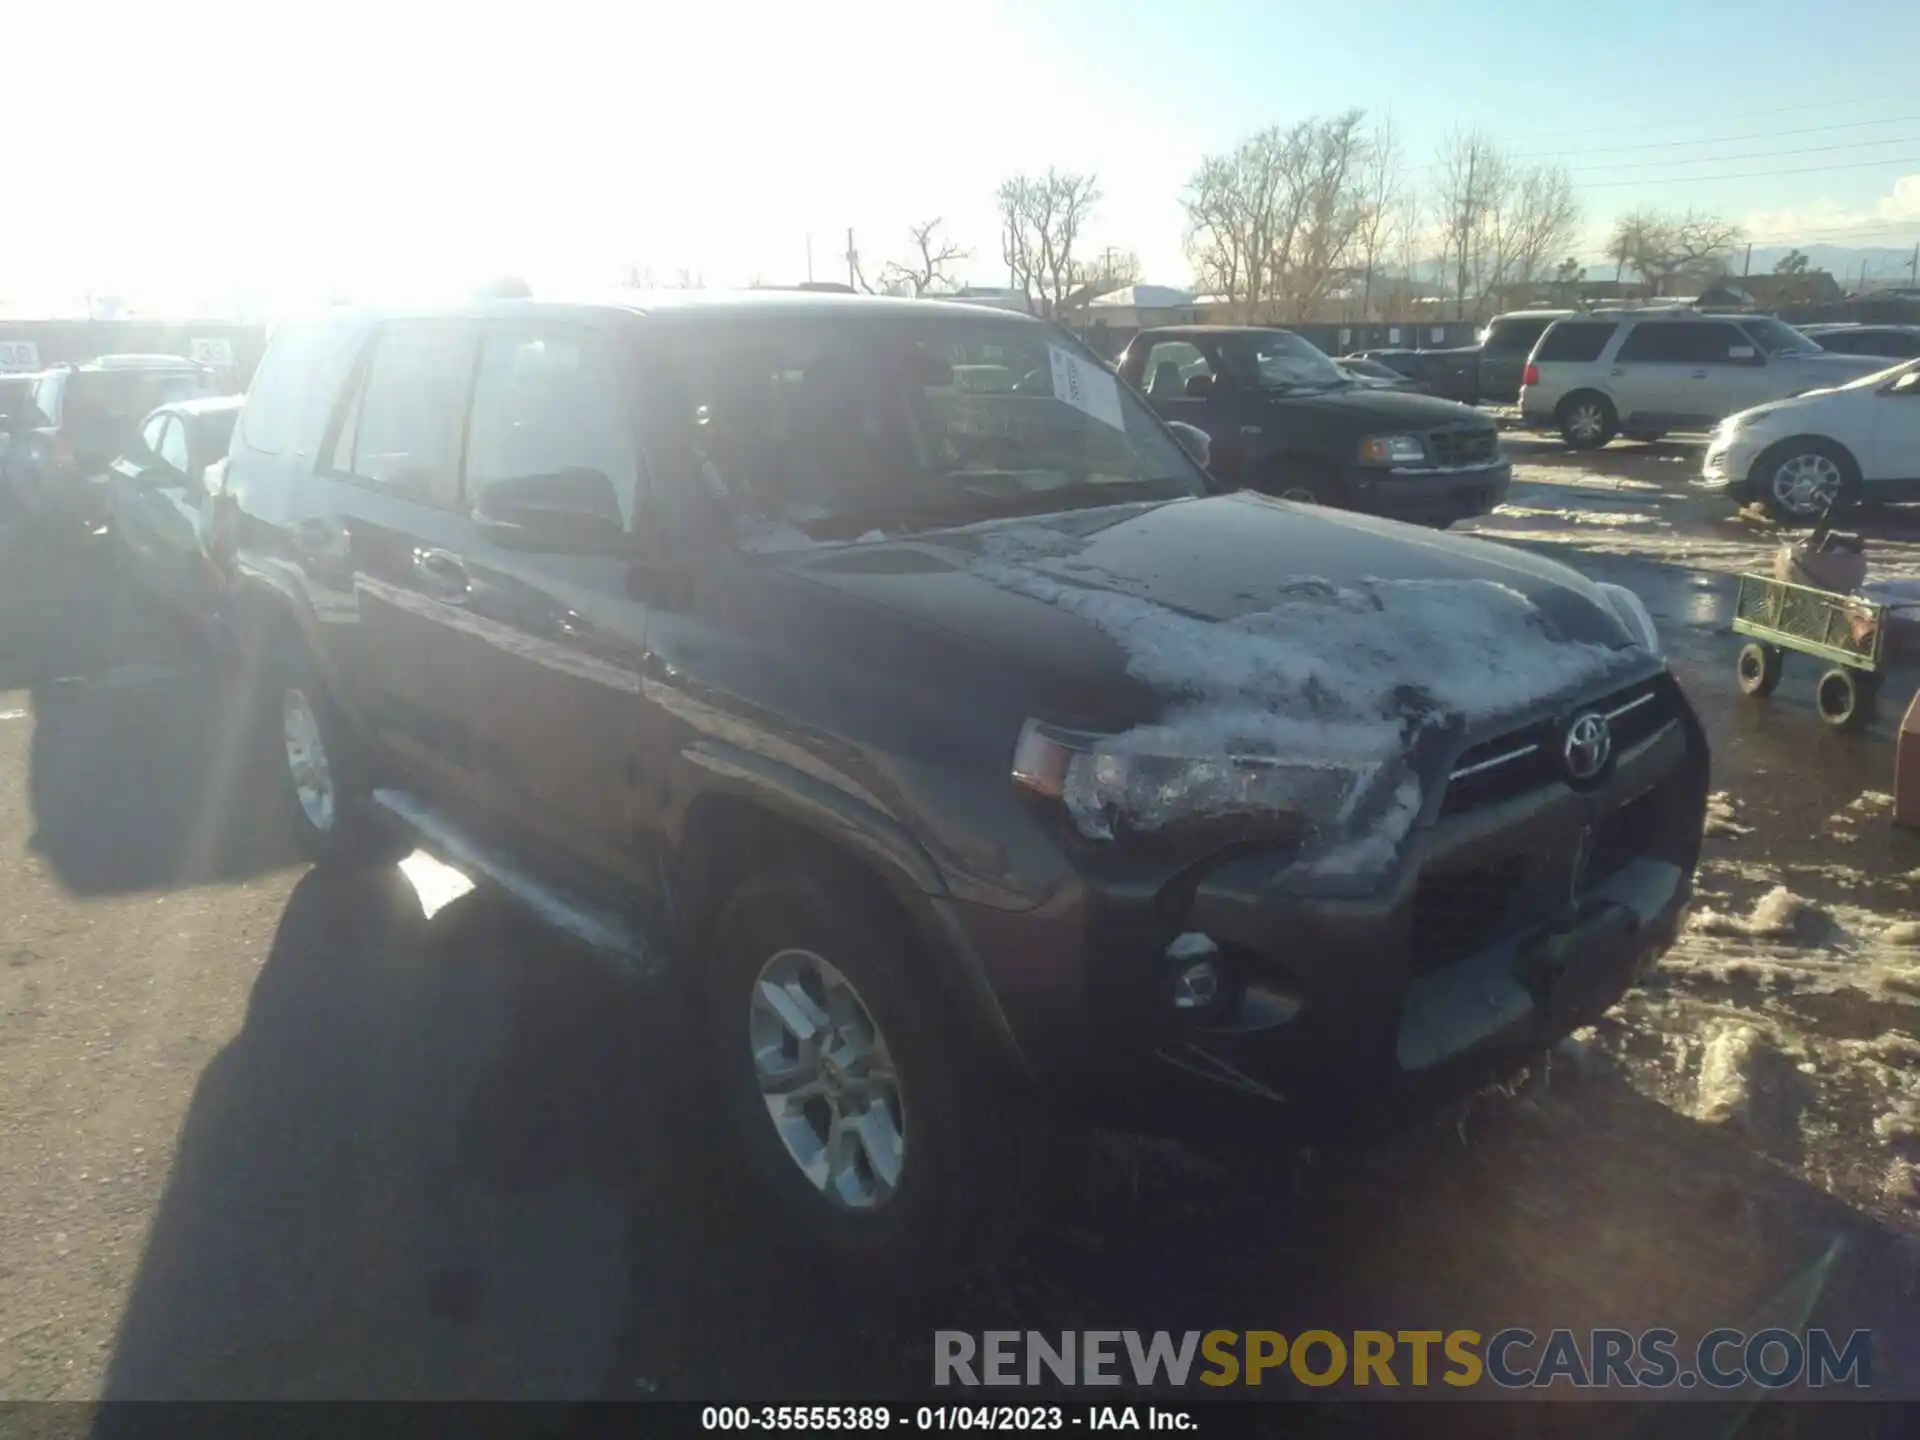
[
  {"left": 1513, "top": 112, "right": 1920, "bottom": 163},
  {"left": 1511, "top": 89, "right": 1912, "bottom": 148},
  {"left": 1580, "top": 155, "right": 1920, "bottom": 189},
  {"left": 1569, "top": 133, "right": 1918, "bottom": 176}
]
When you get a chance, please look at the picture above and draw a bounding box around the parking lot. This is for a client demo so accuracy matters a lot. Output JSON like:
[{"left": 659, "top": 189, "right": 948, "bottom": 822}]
[{"left": 2, "top": 438, "right": 1918, "bottom": 1408}]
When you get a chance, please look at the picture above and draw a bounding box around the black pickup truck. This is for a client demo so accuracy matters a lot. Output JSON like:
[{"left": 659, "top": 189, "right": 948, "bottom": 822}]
[{"left": 1117, "top": 325, "right": 1511, "bottom": 528}]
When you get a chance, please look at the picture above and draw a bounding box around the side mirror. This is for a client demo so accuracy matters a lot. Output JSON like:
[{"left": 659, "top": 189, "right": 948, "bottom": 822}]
[
  {"left": 1166, "top": 420, "right": 1211, "bottom": 470},
  {"left": 472, "top": 467, "right": 627, "bottom": 553}
]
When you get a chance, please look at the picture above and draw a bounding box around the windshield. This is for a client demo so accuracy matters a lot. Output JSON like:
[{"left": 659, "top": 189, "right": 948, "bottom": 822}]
[
  {"left": 1742, "top": 317, "right": 1822, "bottom": 356},
  {"left": 667, "top": 314, "right": 1208, "bottom": 538},
  {"left": 1213, "top": 330, "right": 1347, "bottom": 391}
]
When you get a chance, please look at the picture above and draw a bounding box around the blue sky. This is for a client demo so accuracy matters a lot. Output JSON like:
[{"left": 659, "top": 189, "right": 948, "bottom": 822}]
[{"left": 2, "top": 0, "right": 1917, "bottom": 308}]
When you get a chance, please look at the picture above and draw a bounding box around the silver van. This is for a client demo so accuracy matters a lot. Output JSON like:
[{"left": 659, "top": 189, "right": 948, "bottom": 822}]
[{"left": 1518, "top": 310, "right": 1887, "bottom": 450}]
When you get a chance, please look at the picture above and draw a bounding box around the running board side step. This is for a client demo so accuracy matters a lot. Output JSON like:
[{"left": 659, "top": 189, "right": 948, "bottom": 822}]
[{"left": 371, "top": 788, "right": 663, "bottom": 980}]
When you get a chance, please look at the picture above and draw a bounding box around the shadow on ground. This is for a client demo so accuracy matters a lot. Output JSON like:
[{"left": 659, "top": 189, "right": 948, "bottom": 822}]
[
  {"left": 94, "top": 863, "right": 1920, "bottom": 1418},
  {"left": 0, "top": 526, "right": 299, "bottom": 894}
]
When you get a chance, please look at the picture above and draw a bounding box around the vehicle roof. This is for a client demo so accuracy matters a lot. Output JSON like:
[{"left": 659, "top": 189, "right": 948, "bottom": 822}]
[
  {"left": 304, "top": 289, "right": 1048, "bottom": 328},
  {"left": 1128, "top": 324, "right": 1294, "bottom": 340},
  {"left": 57, "top": 353, "right": 208, "bottom": 373},
  {"left": 1488, "top": 309, "right": 1575, "bottom": 322},
  {"left": 1804, "top": 321, "right": 1919, "bottom": 332},
  {"left": 161, "top": 395, "right": 245, "bottom": 419}
]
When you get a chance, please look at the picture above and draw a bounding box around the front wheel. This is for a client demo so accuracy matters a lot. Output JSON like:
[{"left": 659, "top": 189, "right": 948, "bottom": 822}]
[
  {"left": 702, "top": 866, "right": 1001, "bottom": 1292},
  {"left": 1758, "top": 440, "right": 1860, "bottom": 523},
  {"left": 1267, "top": 460, "right": 1344, "bottom": 507}
]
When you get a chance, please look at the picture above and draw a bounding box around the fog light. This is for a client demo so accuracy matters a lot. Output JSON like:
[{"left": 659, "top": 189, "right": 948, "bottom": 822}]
[{"left": 1165, "top": 932, "right": 1222, "bottom": 1012}]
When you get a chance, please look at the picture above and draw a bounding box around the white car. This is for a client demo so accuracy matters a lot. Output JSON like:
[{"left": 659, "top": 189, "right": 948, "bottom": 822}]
[{"left": 1701, "top": 358, "right": 1920, "bottom": 520}]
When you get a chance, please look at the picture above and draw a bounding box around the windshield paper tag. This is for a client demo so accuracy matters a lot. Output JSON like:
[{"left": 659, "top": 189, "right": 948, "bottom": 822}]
[{"left": 1048, "top": 344, "right": 1127, "bottom": 432}]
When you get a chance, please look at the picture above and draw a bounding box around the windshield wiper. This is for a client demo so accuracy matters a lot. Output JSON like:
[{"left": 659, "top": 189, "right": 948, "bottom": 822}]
[{"left": 794, "top": 479, "right": 1181, "bottom": 539}]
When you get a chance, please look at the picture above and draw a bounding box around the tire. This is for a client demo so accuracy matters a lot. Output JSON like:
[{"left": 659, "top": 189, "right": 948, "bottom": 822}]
[
  {"left": 700, "top": 864, "right": 996, "bottom": 1294},
  {"left": 258, "top": 637, "right": 398, "bottom": 864},
  {"left": 1557, "top": 392, "right": 1618, "bottom": 451},
  {"left": 1815, "top": 667, "right": 1874, "bottom": 731},
  {"left": 1736, "top": 642, "right": 1783, "bottom": 698},
  {"left": 1755, "top": 438, "right": 1861, "bottom": 523},
  {"left": 1267, "top": 458, "right": 1344, "bottom": 508}
]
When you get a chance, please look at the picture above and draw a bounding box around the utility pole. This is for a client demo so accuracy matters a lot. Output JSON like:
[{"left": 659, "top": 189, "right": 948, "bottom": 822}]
[
  {"left": 806, "top": 234, "right": 814, "bottom": 284},
  {"left": 1909, "top": 242, "right": 1917, "bottom": 287},
  {"left": 1454, "top": 143, "right": 1476, "bottom": 322},
  {"left": 1742, "top": 242, "right": 1752, "bottom": 278},
  {"left": 845, "top": 227, "right": 857, "bottom": 291}
]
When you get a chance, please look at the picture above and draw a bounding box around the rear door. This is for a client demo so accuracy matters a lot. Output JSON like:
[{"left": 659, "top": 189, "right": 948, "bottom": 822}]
[
  {"left": 1480, "top": 317, "right": 1556, "bottom": 404},
  {"left": 454, "top": 318, "right": 656, "bottom": 882},
  {"left": 1609, "top": 321, "right": 1729, "bottom": 428},
  {"left": 300, "top": 319, "right": 484, "bottom": 803}
]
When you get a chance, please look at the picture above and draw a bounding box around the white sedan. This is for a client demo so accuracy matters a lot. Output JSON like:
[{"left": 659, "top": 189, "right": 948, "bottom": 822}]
[{"left": 1702, "top": 359, "right": 1920, "bottom": 520}]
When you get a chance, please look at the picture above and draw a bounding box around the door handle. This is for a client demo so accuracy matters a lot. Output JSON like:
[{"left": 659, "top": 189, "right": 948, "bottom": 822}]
[
  {"left": 413, "top": 547, "right": 470, "bottom": 601},
  {"left": 557, "top": 608, "right": 589, "bottom": 638},
  {"left": 1608, "top": 367, "right": 1626, "bottom": 377},
  {"left": 1690, "top": 369, "right": 1708, "bottom": 379}
]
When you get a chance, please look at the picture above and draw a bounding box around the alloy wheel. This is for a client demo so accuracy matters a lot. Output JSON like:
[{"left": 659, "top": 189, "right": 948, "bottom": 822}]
[
  {"left": 748, "top": 948, "right": 905, "bottom": 1211},
  {"left": 1770, "top": 452, "right": 1842, "bottom": 517},
  {"left": 282, "top": 687, "right": 337, "bottom": 833},
  {"left": 1566, "top": 403, "right": 1605, "bottom": 444}
]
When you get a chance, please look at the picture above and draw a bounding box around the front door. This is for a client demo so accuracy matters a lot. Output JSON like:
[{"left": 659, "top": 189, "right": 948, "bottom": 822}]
[
  {"left": 1610, "top": 321, "right": 1738, "bottom": 429},
  {"left": 455, "top": 319, "right": 656, "bottom": 887},
  {"left": 1865, "top": 367, "right": 1920, "bottom": 485},
  {"left": 1130, "top": 338, "right": 1245, "bottom": 482}
]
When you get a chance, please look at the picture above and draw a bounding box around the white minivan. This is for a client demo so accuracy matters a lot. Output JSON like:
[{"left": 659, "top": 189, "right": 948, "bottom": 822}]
[{"left": 1701, "top": 358, "right": 1920, "bottom": 519}]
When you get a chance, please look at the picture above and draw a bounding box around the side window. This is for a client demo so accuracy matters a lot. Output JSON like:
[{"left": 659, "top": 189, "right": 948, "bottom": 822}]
[
  {"left": 1141, "top": 341, "right": 1210, "bottom": 399},
  {"left": 464, "top": 327, "right": 640, "bottom": 526},
  {"left": 1699, "top": 323, "right": 1753, "bottom": 364},
  {"left": 1487, "top": 320, "right": 1547, "bottom": 356},
  {"left": 1616, "top": 323, "right": 1710, "bottom": 364},
  {"left": 334, "top": 322, "right": 473, "bottom": 503},
  {"left": 139, "top": 413, "right": 171, "bottom": 456},
  {"left": 1534, "top": 322, "right": 1615, "bottom": 363},
  {"left": 240, "top": 320, "right": 368, "bottom": 459},
  {"left": 156, "top": 417, "right": 190, "bottom": 474}
]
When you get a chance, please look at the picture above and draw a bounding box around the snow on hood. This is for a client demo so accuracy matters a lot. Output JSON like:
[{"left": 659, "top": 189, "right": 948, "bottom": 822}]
[{"left": 971, "top": 521, "right": 1635, "bottom": 881}]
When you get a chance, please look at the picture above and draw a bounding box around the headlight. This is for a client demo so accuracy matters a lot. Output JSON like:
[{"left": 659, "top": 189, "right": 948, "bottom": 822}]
[
  {"left": 1011, "top": 719, "right": 1366, "bottom": 844},
  {"left": 1596, "top": 581, "right": 1660, "bottom": 655},
  {"left": 1358, "top": 434, "right": 1426, "bottom": 466}
]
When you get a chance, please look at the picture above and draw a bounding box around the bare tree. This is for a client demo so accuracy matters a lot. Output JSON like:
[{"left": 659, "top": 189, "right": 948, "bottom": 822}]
[
  {"left": 997, "top": 170, "right": 1102, "bottom": 317},
  {"left": 1352, "top": 115, "right": 1404, "bottom": 321},
  {"left": 670, "top": 268, "right": 706, "bottom": 290},
  {"left": 1430, "top": 129, "right": 1579, "bottom": 320},
  {"left": 882, "top": 218, "right": 971, "bottom": 297},
  {"left": 1182, "top": 110, "right": 1374, "bottom": 322},
  {"left": 1605, "top": 210, "right": 1742, "bottom": 296},
  {"left": 1775, "top": 248, "right": 1810, "bottom": 276}
]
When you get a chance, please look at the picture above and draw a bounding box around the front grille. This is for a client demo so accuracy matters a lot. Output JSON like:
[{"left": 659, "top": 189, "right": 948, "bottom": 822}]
[
  {"left": 1440, "top": 675, "right": 1676, "bottom": 817},
  {"left": 1426, "top": 425, "right": 1499, "bottom": 468},
  {"left": 1410, "top": 858, "right": 1529, "bottom": 973},
  {"left": 1588, "top": 787, "right": 1663, "bottom": 886}
]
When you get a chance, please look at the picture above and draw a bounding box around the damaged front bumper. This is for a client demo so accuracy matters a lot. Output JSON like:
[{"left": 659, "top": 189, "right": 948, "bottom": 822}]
[{"left": 955, "top": 670, "right": 1707, "bottom": 1130}]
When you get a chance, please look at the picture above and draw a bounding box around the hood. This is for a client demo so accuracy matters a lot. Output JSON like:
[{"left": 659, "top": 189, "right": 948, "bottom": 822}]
[
  {"left": 771, "top": 492, "right": 1636, "bottom": 733},
  {"left": 1795, "top": 351, "right": 1892, "bottom": 377},
  {"left": 1254, "top": 384, "right": 1489, "bottom": 427}
]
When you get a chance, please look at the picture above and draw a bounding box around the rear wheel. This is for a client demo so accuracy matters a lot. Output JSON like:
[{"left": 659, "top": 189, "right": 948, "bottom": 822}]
[
  {"left": 1557, "top": 393, "right": 1617, "bottom": 451},
  {"left": 1267, "top": 458, "right": 1344, "bottom": 507},
  {"left": 258, "top": 637, "right": 398, "bottom": 864},
  {"left": 1815, "top": 667, "right": 1876, "bottom": 731},
  {"left": 1736, "top": 642, "right": 1784, "bottom": 698}
]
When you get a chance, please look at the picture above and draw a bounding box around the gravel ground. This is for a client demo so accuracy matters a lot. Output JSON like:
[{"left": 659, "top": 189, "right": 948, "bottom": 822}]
[{"left": 1, "top": 444, "right": 1918, "bottom": 1419}]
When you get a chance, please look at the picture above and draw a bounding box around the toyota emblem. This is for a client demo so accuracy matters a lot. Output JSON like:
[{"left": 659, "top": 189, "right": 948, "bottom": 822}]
[{"left": 1562, "top": 712, "right": 1613, "bottom": 783}]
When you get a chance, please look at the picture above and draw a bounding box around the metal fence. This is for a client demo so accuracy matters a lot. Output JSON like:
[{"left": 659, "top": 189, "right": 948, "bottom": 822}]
[{"left": 1069, "top": 319, "right": 1482, "bottom": 360}]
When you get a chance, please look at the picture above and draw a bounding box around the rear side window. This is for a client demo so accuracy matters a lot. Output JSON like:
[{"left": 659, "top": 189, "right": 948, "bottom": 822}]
[
  {"left": 329, "top": 322, "right": 472, "bottom": 503},
  {"left": 240, "top": 320, "right": 368, "bottom": 458},
  {"left": 1486, "top": 319, "right": 1552, "bottom": 355},
  {"left": 1533, "top": 322, "right": 1615, "bottom": 363}
]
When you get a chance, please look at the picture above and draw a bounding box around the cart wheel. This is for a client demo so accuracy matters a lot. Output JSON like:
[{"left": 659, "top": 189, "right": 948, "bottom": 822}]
[
  {"left": 1815, "top": 667, "right": 1874, "bottom": 730},
  {"left": 1736, "top": 642, "right": 1784, "bottom": 698}
]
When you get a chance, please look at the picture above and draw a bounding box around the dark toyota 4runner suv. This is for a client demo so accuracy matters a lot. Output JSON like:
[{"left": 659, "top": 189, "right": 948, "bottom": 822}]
[
  {"left": 215, "top": 292, "right": 1706, "bottom": 1283},
  {"left": 1117, "top": 326, "right": 1511, "bottom": 527}
]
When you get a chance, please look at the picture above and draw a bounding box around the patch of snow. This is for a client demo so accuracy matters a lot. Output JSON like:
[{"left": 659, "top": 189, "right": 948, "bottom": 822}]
[
  {"left": 735, "top": 517, "right": 824, "bottom": 553},
  {"left": 1690, "top": 884, "right": 1823, "bottom": 941},
  {"left": 970, "top": 529, "right": 1632, "bottom": 875},
  {"left": 1849, "top": 791, "right": 1895, "bottom": 815},
  {"left": 1884, "top": 921, "right": 1920, "bottom": 947},
  {"left": 1703, "top": 791, "right": 1752, "bottom": 839},
  {"left": 1491, "top": 505, "right": 1663, "bottom": 528},
  {"left": 855, "top": 530, "right": 889, "bottom": 543},
  {"left": 1695, "top": 1023, "right": 1766, "bottom": 1127}
]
